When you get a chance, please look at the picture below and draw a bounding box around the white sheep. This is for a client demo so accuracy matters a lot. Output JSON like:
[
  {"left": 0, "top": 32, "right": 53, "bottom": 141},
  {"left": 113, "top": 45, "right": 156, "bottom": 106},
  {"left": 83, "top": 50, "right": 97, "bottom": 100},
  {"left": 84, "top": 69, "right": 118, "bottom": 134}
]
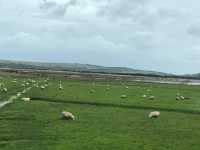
[
  {"left": 148, "top": 111, "right": 160, "bottom": 118},
  {"left": 61, "top": 111, "right": 75, "bottom": 120},
  {"left": 121, "top": 94, "right": 127, "bottom": 99},
  {"left": 22, "top": 97, "right": 31, "bottom": 102},
  {"left": 142, "top": 94, "right": 147, "bottom": 98},
  {"left": 59, "top": 85, "right": 63, "bottom": 90},
  {"left": 147, "top": 89, "right": 151, "bottom": 92},
  {"left": 26, "top": 82, "right": 30, "bottom": 86},
  {"left": 2, "top": 88, "right": 7, "bottom": 93},
  {"left": 149, "top": 96, "right": 155, "bottom": 100},
  {"left": 40, "top": 86, "right": 45, "bottom": 90},
  {"left": 17, "top": 93, "right": 21, "bottom": 97}
]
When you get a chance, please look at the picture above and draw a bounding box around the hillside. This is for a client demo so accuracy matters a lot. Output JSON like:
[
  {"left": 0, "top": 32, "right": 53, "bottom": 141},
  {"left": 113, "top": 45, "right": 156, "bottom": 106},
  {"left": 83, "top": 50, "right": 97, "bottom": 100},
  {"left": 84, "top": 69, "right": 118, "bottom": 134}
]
[{"left": 0, "top": 60, "right": 171, "bottom": 76}]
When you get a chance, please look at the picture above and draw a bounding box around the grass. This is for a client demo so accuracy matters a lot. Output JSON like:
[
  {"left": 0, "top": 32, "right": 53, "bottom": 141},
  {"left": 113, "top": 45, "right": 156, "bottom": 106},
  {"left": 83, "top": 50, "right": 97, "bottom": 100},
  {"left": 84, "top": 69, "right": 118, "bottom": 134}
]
[{"left": 0, "top": 76, "right": 200, "bottom": 149}]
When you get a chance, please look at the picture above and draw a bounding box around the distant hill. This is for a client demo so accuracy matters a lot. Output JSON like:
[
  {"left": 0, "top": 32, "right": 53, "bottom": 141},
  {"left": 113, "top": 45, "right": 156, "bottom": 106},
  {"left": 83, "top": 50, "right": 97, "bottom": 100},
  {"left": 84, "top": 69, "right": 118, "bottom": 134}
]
[{"left": 0, "top": 59, "right": 173, "bottom": 76}]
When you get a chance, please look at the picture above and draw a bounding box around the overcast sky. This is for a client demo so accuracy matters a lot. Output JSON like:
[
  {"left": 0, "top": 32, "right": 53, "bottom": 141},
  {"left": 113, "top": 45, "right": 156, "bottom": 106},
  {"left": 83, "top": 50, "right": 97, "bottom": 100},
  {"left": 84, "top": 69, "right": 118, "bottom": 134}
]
[{"left": 0, "top": 0, "right": 200, "bottom": 74}]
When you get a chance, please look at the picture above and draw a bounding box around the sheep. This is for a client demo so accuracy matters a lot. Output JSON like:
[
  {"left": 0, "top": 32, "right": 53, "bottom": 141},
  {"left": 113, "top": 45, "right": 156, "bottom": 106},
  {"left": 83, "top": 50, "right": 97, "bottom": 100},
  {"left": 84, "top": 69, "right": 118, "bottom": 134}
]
[
  {"left": 142, "top": 94, "right": 147, "bottom": 98},
  {"left": 17, "top": 93, "right": 21, "bottom": 97},
  {"left": 61, "top": 111, "right": 75, "bottom": 120},
  {"left": 2, "top": 88, "right": 7, "bottom": 93},
  {"left": 59, "top": 85, "right": 63, "bottom": 90},
  {"left": 125, "top": 86, "right": 129, "bottom": 89},
  {"left": 22, "top": 97, "right": 31, "bottom": 102},
  {"left": 147, "top": 89, "right": 151, "bottom": 92},
  {"left": 105, "top": 87, "right": 110, "bottom": 91},
  {"left": 180, "top": 96, "right": 185, "bottom": 100},
  {"left": 148, "top": 111, "right": 160, "bottom": 118},
  {"left": 40, "top": 86, "right": 45, "bottom": 90},
  {"left": 149, "top": 96, "right": 155, "bottom": 100},
  {"left": 121, "top": 94, "right": 127, "bottom": 99},
  {"left": 89, "top": 89, "right": 95, "bottom": 93}
]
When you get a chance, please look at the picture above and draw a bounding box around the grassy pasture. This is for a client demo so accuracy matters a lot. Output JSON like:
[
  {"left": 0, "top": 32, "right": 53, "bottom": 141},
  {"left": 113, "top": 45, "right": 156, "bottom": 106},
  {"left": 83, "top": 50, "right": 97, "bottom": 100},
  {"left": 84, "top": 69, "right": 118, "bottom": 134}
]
[{"left": 0, "top": 76, "right": 200, "bottom": 150}]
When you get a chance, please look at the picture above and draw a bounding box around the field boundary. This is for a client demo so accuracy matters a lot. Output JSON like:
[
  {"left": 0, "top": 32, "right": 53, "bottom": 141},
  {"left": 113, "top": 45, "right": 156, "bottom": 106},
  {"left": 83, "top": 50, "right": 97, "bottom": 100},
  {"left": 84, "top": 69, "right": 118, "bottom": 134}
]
[{"left": 31, "top": 97, "right": 200, "bottom": 115}]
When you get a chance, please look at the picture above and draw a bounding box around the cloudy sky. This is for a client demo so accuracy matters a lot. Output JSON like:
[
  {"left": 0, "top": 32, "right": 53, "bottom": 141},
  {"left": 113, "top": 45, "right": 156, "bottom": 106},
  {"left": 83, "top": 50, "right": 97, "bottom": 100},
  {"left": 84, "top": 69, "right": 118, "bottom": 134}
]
[{"left": 0, "top": 0, "right": 200, "bottom": 74}]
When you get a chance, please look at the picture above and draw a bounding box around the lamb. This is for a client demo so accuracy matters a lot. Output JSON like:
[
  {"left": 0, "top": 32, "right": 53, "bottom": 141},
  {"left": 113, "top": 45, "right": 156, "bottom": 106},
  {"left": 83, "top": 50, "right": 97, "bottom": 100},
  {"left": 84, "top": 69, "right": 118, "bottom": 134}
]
[
  {"left": 22, "top": 97, "right": 31, "bottom": 102},
  {"left": 61, "top": 111, "right": 75, "bottom": 120},
  {"left": 148, "top": 111, "right": 160, "bottom": 118}
]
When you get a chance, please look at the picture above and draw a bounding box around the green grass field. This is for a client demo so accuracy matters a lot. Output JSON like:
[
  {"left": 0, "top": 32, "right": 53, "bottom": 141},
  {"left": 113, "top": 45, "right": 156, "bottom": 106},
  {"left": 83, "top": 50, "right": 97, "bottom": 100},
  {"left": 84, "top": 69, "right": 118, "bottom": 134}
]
[{"left": 0, "top": 75, "right": 200, "bottom": 150}]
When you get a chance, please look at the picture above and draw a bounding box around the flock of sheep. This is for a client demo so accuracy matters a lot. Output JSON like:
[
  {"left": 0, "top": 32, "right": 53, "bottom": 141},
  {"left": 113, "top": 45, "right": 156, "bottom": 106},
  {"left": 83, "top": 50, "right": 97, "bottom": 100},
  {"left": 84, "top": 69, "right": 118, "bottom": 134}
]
[{"left": 1, "top": 77, "right": 192, "bottom": 121}]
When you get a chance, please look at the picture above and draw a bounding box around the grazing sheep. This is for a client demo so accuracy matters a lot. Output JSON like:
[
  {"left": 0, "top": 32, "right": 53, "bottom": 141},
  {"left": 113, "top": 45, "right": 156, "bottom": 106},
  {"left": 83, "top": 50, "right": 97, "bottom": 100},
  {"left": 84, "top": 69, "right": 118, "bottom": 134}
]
[
  {"left": 2, "top": 88, "right": 7, "bottom": 93},
  {"left": 90, "top": 89, "right": 95, "bottom": 93},
  {"left": 17, "top": 93, "right": 21, "bottom": 97},
  {"left": 142, "top": 94, "right": 147, "bottom": 98},
  {"left": 121, "top": 94, "right": 127, "bottom": 99},
  {"left": 59, "top": 85, "right": 63, "bottom": 90},
  {"left": 149, "top": 96, "right": 155, "bottom": 100},
  {"left": 125, "top": 86, "right": 129, "bottom": 89},
  {"left": 40, "top": 86, "right": 45, "bottom": 90},
  {"left": 147, "top": 89, "right": 151, "bottom": 92},
  {"left": 61, "top": 111, "right": 75, "bottom": 120},
  {"left": 148, "top": 111, "right": 160, "bottom": 118},
  {"left": 35, "top": 84, "right": 39, "bottom": 88},
  {"left": 106, "top": 87, "right": 110, "bottom": 91},
  {"left": 22, "top": 97, "right": 31, "bottom": 102},
  {"left": 176, "top": 96, "right": 180, "bottom": 100},
  {"left": 180, "top": 96, "right": 185, "bottom": 100}
]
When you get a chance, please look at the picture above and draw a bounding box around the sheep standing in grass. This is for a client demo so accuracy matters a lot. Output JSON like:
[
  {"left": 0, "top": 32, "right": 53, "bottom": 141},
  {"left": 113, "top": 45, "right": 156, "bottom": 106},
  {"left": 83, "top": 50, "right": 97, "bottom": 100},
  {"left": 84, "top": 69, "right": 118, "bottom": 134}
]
[
  {"left": 61, "top": 111, "right": 75, "bottom": 120},
  {"left": 149, "top": 111, "right": 160, "bottom": 118},
  {"left": 17, "top": 93, "right": 21, "bottom": 97},
  {"left": 40, "top": 86, "right": 45, "bottom": 90},
  {"left": 2, "top": 88, "right": 7, "bottom": 93},
  {"left": 22, "top": 97, "right": 31, "bottom": 102},
  {"left": 180, "top": 96, "right": 185, "bottom": 100},
  {"left": 90, "top": 89, "right": 95, "bottom": 93},
  {"left": 59, "top": 86, "right": 63, "bottom": 90},
  {"left": 142, "top": 94, "right": 147, "bottom": 98},
  {"left": 149, "top": 96, "right": 155, "bottom": 100},
  {"left": 106, "top": 87, "right": 110, "bottom": 91},
  {"left": 121, "top": 94, "right": 127, "bottom": 99}
]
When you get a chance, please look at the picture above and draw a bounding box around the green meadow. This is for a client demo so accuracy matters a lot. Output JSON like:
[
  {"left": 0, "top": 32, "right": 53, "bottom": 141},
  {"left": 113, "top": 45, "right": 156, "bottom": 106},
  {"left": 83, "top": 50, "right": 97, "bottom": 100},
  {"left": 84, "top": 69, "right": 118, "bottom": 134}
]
[{"left": 0, "top": 75, "right": 200, "bottom": 150}]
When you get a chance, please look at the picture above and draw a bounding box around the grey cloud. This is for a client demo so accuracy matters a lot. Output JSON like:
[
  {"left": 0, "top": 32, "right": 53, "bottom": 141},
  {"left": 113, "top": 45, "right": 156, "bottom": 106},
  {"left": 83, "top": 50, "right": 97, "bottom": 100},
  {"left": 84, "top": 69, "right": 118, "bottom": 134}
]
[
  {"left": 97, "top": 0, "right": 150, "bottom": 20},
  {"left": 39, "top": 0, "right": 77, "bottom": 17},
  {"left": 187, "top": 24, "right": 200, "bottom": 37}
]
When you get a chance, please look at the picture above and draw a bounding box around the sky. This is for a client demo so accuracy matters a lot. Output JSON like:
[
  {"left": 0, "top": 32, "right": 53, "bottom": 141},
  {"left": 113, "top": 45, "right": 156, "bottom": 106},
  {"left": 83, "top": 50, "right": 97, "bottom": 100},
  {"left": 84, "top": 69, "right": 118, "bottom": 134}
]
[{"left": 0, "top": 0, "right": 200, "bottom": 74}]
